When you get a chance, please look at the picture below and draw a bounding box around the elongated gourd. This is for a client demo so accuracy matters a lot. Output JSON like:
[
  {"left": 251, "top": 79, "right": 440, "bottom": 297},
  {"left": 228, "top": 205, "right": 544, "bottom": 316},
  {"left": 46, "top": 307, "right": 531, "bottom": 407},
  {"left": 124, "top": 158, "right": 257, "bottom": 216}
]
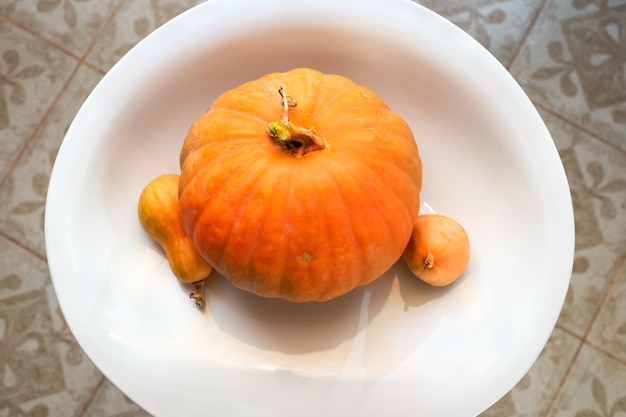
[{"left": 138, "top": 173, "right": 213, "bottom": 306}]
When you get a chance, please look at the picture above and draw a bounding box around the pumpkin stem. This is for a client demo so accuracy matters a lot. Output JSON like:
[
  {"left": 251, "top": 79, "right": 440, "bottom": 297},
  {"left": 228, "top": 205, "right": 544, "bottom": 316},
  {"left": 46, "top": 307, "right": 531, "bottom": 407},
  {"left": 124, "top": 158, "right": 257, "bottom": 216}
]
[
  {"left": 279, "top": 86, "right": 294, "bottom": 122},
  {"left": 189, "top": 279, "right": 206, "bottom": 309},
  {"left": 423, "top": 254, "right": 435, "bottom": 269},
  {"left": 268, "top": 87, "right": 327, "bottom": 157}
]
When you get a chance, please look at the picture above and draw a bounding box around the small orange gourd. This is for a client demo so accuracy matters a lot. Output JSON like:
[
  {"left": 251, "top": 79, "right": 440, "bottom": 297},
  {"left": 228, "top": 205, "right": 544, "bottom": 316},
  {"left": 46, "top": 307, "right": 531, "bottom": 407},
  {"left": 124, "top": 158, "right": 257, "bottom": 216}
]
[
  {"left": 402, "top": 214, "right": 470, "bottom": 286},
  {"left": 138, "top": 174, "right": 213, "bottom": 307},
  {"left": 178, "top": 68, "right": 422, "bottom": 302}
]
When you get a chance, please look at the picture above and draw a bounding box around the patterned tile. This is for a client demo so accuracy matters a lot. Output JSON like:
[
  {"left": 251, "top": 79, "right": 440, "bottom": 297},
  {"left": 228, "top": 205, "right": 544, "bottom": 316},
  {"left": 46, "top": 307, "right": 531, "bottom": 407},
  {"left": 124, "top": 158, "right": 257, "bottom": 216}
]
[
  {"left": 0, "top": 64, "right": 102, "bottom": 258},
  {"left": 538, "top": 108, "right": 626, "bottom": 337},
  {"left": 588, "top": 259, "right": 626, "bottom": 364},
  {"left": 0, "top": 0, "right": 119, "bottom": 58},
  {"left": 81, "top": 379, "right": 151, "bottom": 417},
  {"left": 480, "top": 327, "right": 581, "bottom": 417},
  {"left": 0, "top": 19, "right": 76, "bottom": 180},
  {"left": 85, "top": 0, "right": 204, "bottom": 73},
  {"left": 510, "top": 0, "right": 626, "bottom": 153},
  {"left": 415, "top": 0, "right": 544, "bottom": 66},
  {"left": 2, "top": 0, "right": 626, "bottom": 416},
  {"left": 548, "top": 344, "right": 626, "bottom": 417},
  {"left": 0, "top": 234, "right": 102, "bottom": 416}
]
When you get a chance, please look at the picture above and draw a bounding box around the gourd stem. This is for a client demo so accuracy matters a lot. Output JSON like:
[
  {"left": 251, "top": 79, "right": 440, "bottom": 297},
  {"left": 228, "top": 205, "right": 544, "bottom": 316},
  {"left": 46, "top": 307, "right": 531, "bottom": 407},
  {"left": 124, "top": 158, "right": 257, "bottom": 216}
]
[
  {"left": 268, "top": 86, "right": 327, "bottom": 157},
  {"left": 189, "top": 280, "right": 206, "bottom": 309},
  {"left": 423, "top": 254, "right": 435, "bottom": 269}
]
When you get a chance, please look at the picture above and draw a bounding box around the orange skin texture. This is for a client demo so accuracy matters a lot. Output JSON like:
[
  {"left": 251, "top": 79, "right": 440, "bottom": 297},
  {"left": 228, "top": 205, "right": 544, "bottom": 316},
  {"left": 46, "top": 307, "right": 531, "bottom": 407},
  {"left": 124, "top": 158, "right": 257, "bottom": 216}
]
[
  {"left": 178, "top": 68, "right": 422, "bottom": 302},
  {"left": 138, "top": 174, "right": 213, "bottom": 284},
  {"left": 402, "top": 214, "right": 470, "bottom": 286}
]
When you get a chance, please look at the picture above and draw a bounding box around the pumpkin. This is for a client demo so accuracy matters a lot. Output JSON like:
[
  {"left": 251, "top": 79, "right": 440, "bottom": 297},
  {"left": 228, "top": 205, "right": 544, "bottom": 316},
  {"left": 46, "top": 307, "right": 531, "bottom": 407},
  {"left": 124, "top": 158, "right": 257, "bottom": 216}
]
[
  {"left": 178, "top": 68, "right": 422, "bottom": 302},
  {"left": 138, "top": 173, "right": 213, "bottom": 307},
  {"left": 402, "top": 214, "right": 470, "bottom": 286}
]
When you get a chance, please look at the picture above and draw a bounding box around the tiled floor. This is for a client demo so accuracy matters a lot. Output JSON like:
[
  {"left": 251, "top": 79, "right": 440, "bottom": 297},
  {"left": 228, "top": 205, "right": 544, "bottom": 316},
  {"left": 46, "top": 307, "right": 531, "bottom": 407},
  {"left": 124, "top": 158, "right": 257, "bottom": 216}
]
[{"left": 1, "top": 0, "right": 625, "bottom": 416}]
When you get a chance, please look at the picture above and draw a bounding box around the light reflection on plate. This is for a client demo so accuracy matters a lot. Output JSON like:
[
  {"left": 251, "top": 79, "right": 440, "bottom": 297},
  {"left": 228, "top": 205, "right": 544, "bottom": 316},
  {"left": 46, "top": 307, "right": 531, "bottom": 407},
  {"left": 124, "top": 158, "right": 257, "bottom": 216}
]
[{"left": 45, "top": 0, "right": 574, "bottom": 416}]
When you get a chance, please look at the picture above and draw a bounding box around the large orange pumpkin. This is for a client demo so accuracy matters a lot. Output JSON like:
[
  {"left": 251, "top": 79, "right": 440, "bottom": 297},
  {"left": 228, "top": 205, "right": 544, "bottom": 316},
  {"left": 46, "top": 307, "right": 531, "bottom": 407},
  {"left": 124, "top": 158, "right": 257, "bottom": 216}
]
[{"left": 178, "top": 68, "right": 422, "bottom": 302}]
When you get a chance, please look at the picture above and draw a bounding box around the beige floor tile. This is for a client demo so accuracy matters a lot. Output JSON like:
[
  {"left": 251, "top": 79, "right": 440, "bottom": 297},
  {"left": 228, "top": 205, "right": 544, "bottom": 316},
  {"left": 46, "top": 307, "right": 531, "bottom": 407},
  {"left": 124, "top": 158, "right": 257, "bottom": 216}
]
[
  {"left": 588, "top": 259, "right": 626, "bottom": 364},
  {"left": 510, "top": 0, "right": 626, "bottom": 153},
  {"left": 0, "top": 0, "right": 119, "bottom": 58},
  {"left": 416, "top": 0, "right": 544, "bottom": 66},
  {"left": 538, "top": 108, "right": 626, "bottom": 337},
  {"left": 81, "top": 379, "right": 152, "bottom": 417},
  {"left": 548, "top": 343, "right": 626, "bottom": 417},
  {"left": 0, "top": 234, "right": 103, "bottom": 416},
  {"left": 480, "top": 327, "right": 581, "bottom": 417},
  {"left": 3, "top": 0, "right": 626, "bottom": 416},
  {"left": 85, "top": 0, "right": 204, "bottom": 73},
  {"left": 0, "top": 64, "right": 102, "bottom": 258},
  {"left": 0, "top": 19, "right": 76, "bottom": 179}
]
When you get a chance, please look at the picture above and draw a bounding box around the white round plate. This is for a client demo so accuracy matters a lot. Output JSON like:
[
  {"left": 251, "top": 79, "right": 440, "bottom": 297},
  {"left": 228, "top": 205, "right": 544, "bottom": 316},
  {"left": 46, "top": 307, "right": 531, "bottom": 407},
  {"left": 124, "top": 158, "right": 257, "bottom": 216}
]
[{"left": 45, "top": 0, "right": 574, "bottom": 416}]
